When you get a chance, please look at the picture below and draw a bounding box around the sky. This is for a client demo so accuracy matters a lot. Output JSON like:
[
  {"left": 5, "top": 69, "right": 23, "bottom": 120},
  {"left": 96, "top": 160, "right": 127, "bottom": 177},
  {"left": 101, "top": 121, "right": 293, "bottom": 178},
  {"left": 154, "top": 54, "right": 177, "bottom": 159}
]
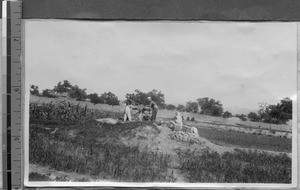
[{"left": 25, "top": 20, "right": 297, "bottom": 114}]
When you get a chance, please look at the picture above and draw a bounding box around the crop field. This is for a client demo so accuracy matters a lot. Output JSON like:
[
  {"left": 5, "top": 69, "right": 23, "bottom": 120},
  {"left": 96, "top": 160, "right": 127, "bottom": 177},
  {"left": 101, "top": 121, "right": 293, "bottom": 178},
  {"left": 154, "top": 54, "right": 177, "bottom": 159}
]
[
  {"left": 31, "top": 95, "right": 291, "bottom": 132},
  {"left": 29, "top": 100, "right": 292, "bottom": 183},
  {"left": 194, "top": 125, "right": 292, "bottom": 153},
  {"left": 158, "top": 109, "right": 292, "bottom": 132}
]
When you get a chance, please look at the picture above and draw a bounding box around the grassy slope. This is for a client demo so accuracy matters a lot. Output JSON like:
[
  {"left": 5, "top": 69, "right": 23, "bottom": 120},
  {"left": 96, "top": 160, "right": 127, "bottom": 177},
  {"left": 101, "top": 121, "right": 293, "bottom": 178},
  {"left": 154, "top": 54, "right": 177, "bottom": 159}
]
[
  {"left": 30, "top": 120, "right": 291, "bottom": 183},
  {"left": 30, "top": 121, "right": 176, "bottom": 182}
]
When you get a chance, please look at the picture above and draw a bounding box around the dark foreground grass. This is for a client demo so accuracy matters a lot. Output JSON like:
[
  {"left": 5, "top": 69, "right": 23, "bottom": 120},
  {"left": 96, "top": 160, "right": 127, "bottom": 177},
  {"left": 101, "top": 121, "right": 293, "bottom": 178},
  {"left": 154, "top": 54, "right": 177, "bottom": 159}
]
[
  {"left": 29, "top": 172, "right": 52, "bottom": 181},
  {"left": 30, "top": 121, "right": 292, "bottom": 183},
  {"left": 30, "top": 121, "right": 176, "bottom": 182},
  {"left": 178, "top": 149, "right": 291, "bottom": 183},
  {"left": 196, "top": 126, "right": 292, "bottom": 152}
]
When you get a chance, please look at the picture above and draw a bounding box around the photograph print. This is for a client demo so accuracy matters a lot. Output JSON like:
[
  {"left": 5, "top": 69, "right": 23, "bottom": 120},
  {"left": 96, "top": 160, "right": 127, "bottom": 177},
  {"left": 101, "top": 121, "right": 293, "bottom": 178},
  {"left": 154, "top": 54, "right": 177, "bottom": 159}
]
[{"left": 24, "top": 21, "right": 297, "bottom": 187}]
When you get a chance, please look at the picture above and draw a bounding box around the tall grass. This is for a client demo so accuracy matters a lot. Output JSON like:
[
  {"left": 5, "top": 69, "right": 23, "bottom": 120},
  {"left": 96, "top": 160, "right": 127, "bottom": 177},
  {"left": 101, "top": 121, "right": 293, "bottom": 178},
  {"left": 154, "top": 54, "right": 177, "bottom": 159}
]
[
  {"left": 179, "top": 149, "right": 291, "bottom": 183},
  {"left": 30, "top": 121, "right": 176, "bottom": 182}
]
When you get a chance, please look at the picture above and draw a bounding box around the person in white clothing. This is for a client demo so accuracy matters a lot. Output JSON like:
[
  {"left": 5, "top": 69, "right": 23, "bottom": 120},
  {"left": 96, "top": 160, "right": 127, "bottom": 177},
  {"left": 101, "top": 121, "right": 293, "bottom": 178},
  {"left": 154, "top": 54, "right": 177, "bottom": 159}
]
[
  {"left": 170, "top": 111, "right": 183, "bottom": 131},
  {"left": 124, "top": 101, "right": 133, "bottom": 122}
]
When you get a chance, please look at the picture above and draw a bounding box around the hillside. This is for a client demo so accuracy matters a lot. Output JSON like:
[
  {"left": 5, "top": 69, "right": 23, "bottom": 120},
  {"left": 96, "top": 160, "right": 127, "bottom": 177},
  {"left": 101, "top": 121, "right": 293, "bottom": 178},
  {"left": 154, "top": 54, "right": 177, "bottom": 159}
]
[{"left": 29, "top": 119, "right": 291, "bottom": 183}]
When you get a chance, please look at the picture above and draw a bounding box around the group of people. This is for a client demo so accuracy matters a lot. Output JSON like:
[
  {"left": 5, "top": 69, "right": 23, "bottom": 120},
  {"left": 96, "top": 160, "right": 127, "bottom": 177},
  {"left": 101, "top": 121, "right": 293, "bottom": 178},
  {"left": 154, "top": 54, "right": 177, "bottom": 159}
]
[
  {"left": 123, "top": 97, "right": 158, "bottom": 122},
  {"left": 123, "top": 97, "right": 183, "bottom": 130}
]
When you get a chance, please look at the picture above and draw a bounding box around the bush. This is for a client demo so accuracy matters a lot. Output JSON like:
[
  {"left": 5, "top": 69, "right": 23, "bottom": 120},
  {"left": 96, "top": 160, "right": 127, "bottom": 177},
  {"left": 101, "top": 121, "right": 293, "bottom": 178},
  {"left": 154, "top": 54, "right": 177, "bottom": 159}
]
[
  {"left": 30, "top": 85, "right": 40, "bottom": 96},
  {"left": 42, "top": 89, "right": 57, "bottom": 98},
  {"left": 69, "top": 85, "right": 87, "bottom": 101}
]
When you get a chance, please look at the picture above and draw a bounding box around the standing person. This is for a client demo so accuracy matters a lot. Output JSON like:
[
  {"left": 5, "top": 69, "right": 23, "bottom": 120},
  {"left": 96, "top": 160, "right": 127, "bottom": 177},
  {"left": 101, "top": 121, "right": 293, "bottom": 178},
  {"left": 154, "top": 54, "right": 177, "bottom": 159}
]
[
  {"left": 137, "top": 104, "right": 144, "bottom": 121},
  {"left": 147, "top": 97, "right": 158, "bottom": 122},
  {"left": 124, "top": 101, "right": 133, "bottom": 122}
]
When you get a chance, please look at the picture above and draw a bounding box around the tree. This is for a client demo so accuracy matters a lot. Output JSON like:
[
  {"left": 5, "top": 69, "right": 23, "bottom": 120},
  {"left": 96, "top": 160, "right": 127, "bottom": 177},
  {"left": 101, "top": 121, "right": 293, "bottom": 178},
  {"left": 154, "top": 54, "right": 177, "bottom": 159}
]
[
  {"left": 185, "top": 101, "right": 199, "bottom": 113},
  {"left": 222, "top": 111, "right": 233, "bottom": 118},
  {"left": 99, "top": 92, "right": 119, "bottom": 106},
  {"left": 42, "top": 89, "right": 56, "bottom": 98},
  {"left": 87, "top": 93, "right": 104, "bottom": 104},
  {"left": 166, "top": 104, "right": 176, "bottom": 110},
  {"left": 176, "top": 104, "right": 186, "bottom": 111},
  {"left": 235, "top": 114, "right": 247, "bottom": 121},
  {"left": 197, "top": 97, "right": 223, "bottom": 117},
  {"left": 125, "top": 89, "right": 165, "bottom": 108},
  {"left": 247, "top": 112, "right": 261, "bottom": 122},
  {"left": 257, "top": 98, "right": 292, "bottom": 124},
  {"left": 125, "top": 89, "right": 149, "bottom": 105},
  {"left": 257, "top": 103, "right": 271, "bottom": 123},
  {"left": 69, "top": 85, "right": 87, "bottom": 101},
  {"left": 279, "top": 97, "right": 292, "bottom": 120},
  {"left": 53, "top": 80, "right": 72, "bottom": 93},
  {"left": 30, "top": 85, "right": 39, "bottom": 96},
  {"left": 147, "top": 89, "right": 166, "bottom": 108}
]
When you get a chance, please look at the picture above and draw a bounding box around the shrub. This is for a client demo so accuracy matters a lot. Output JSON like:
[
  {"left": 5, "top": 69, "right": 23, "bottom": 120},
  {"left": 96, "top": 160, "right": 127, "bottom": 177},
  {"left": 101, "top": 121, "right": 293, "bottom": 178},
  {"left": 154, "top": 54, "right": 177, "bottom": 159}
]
[{"left": 42, "top": 89, "right": 57, "bottom": 98}]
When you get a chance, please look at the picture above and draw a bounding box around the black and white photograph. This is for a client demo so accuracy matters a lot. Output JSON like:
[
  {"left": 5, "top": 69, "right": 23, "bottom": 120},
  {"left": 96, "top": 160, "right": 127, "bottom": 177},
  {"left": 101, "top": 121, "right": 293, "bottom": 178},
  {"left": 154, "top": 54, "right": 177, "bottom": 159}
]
[{"left": 24, "top": 21, "right": 297, "bottom": 187}]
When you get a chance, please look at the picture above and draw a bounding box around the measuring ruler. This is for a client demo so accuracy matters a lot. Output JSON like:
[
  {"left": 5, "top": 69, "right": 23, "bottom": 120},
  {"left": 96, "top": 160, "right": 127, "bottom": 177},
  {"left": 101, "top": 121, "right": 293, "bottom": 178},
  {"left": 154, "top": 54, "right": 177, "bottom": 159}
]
[{"left": 2, "top": 1, "right": 22, "bottom": 189}]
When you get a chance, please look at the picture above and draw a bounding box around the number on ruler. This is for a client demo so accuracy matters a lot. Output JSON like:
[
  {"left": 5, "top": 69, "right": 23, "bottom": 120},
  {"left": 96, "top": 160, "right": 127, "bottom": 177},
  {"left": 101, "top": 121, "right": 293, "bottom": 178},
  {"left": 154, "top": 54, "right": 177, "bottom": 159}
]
[{"left": 13, "top": 137, "right": 19, "bottom": 142}]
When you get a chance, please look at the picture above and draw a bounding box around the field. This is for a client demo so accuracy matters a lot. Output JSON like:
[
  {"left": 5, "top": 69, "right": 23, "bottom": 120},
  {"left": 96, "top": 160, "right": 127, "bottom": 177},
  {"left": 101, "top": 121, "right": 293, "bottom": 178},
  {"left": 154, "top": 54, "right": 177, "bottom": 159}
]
[
  {"left": 158, "top": 109, "right": 292, "bottom": 132},
  {"left": 29, "top": 96, "right": 292, "bottom": 183},
  {"left": 191, "top": 123, "right": 291, "bottom": 153},
  {"left": 30, "top": 95, "right": 292, "bottom": 132}
]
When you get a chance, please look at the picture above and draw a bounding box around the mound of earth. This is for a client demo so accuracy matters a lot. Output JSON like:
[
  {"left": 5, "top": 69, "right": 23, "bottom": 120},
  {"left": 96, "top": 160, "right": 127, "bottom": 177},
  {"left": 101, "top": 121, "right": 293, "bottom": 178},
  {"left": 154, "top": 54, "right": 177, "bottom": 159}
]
[{"left": 118, "top": 122, "right": 207, "bottom": 156}]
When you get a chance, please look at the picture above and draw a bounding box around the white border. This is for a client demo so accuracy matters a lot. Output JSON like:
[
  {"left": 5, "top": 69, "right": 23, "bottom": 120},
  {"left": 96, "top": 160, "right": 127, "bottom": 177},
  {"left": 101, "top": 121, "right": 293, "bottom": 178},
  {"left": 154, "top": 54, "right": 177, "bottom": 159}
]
[{"left": 23, "top": 20, "right": 298, "bottom": 189}]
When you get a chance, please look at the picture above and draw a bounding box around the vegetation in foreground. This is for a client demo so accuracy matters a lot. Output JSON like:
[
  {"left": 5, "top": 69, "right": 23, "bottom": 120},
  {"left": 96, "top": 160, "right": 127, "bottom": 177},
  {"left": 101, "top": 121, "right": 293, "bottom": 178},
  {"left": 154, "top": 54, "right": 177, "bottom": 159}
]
[
  {"left": 29, "top": 102, "right": 292, "bottom": 183},
  {"left": 178, "top": 148, "right": 291, "bottom": 183},
  {"left": 30, "top": 121, "right": 176, "bottom": 182}
]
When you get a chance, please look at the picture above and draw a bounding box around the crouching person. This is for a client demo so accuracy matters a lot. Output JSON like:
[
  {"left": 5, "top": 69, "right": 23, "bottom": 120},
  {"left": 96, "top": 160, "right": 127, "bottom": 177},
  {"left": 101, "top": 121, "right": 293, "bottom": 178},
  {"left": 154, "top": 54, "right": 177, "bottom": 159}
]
[
  {"left": 190, "top": 126, "right": 198, "bottom": 136},
  {"left": 170, "top": 111, "right": 183, "bottom": 131}
]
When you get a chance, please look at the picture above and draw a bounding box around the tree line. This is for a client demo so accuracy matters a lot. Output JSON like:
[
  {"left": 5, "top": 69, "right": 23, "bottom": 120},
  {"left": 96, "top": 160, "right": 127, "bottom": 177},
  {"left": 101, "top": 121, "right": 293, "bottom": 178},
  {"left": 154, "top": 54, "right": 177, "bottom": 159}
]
[
  {"left": 30, "top": 80, "right": 120, "bottom": 105},
  {"left": 168, "top": 97, "right": 292, "bottom": 125},
  {"left": 30, "top": 80, "right": 292, "bottom": 124}
]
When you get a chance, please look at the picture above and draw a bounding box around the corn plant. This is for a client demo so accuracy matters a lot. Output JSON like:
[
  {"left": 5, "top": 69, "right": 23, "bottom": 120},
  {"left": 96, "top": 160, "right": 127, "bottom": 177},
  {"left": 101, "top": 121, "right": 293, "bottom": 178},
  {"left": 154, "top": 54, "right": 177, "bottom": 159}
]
[{"left": 30, "top": 101, "right": 123, "bottom": 125}]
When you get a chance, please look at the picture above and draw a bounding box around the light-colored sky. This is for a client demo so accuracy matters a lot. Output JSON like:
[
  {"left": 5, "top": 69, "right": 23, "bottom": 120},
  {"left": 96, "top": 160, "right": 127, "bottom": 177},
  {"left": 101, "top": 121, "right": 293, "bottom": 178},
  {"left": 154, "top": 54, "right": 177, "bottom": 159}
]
[{"left": 25, "top": 20, "right": 297, "bottom": 113}]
